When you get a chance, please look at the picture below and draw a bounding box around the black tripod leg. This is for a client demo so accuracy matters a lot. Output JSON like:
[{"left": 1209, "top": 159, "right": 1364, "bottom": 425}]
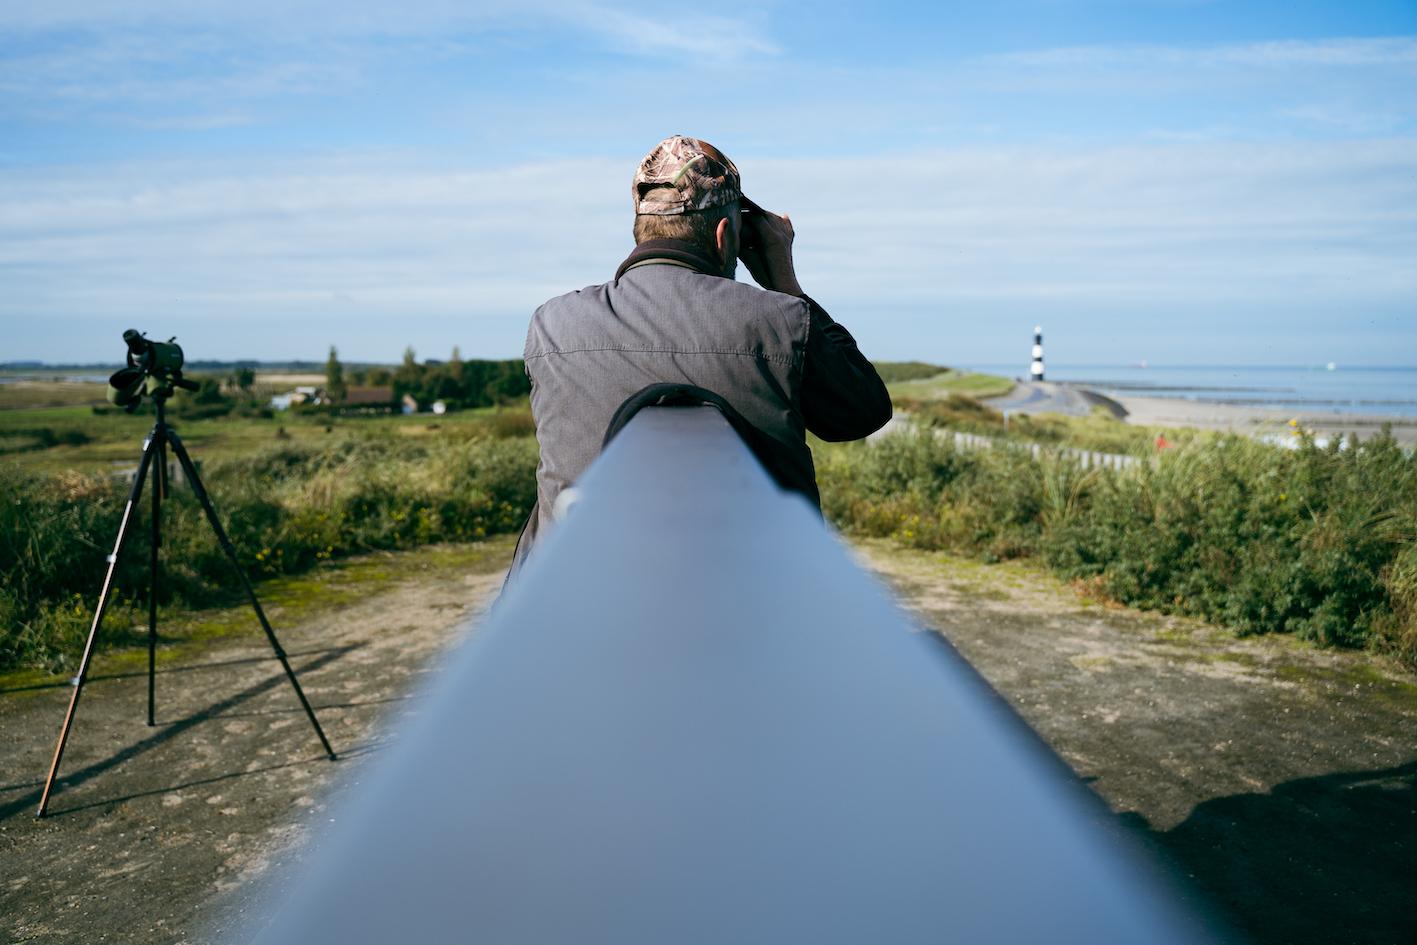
[
  {"left": 147, "top": 436, "right": 164, "bottom": 726},
  {"left": 166, "top": 432, "right": 337, "bottom": 761},
  {"left": 38, "top": 440, "right": 158, "bottom": 817}
]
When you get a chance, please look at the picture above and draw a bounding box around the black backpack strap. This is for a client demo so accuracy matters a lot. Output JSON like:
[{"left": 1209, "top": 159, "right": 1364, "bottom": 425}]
[
  {"left": 602, "top": 384, "right": 821, "bottom": 511},
  {"left": 602, "top": 383, "right": 735, "bottom": 447}
]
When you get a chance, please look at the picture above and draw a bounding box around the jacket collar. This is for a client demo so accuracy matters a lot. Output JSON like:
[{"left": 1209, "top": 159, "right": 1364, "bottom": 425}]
[{"left": 615, "top": 239, "right": 726, "bottom": 283}]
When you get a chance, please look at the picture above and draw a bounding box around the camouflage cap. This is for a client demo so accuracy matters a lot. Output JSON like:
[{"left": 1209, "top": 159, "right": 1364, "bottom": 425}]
[{"left": 632, "top": 135, "right": 742, "bottom": 216}]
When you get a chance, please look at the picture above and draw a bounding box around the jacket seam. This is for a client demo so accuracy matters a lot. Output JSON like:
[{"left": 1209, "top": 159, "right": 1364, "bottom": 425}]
[{"left": 793, "top": 297, "right": 810, "bottom": 413}]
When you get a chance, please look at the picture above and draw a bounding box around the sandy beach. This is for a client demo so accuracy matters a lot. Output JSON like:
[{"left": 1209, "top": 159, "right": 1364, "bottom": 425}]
[{"left": 1115, "top": 393, "right": 1417, "bottom": 446}]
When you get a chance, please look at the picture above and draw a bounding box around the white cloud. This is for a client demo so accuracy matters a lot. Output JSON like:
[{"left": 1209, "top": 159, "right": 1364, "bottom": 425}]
[
  {"left": 0, "top": 155, "right": 630, "bottom": 337},
  {"left": 0, "top": 1, "right": 514, "bottom": 32},
  {"left": 3, "top": 140, "right": 1413, "bottom": 359},
  {"left": 565, "top": 5, "right": 778, "bottom": 59},
  {"left": 1278, "top": 105, "right": 1408, "bottom": 135},
  {"left": 0, "top": 1, "right": 777, "bottom": 59},
  {"left": 989, "top": 36, "right": 1417, "bottom": 69},
  {"left": 0, "top": 1, "right": 776, "bottom": 126}
]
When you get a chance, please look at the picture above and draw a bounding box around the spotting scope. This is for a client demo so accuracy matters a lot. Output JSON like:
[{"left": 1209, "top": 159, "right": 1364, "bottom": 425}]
[{"left": 108, "top": 329, "right": 199, "bottom": 411}]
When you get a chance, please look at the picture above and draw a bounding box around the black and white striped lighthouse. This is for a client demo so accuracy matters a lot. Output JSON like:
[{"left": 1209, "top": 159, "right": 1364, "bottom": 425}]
[{"left": 1030, "top": 325, "right": 1045, "bottom": 382}]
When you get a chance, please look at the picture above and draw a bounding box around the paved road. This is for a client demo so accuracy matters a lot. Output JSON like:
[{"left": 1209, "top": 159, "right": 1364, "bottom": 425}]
[{"left": 985, "top": 381, "right": 1127, "bottom": 418}]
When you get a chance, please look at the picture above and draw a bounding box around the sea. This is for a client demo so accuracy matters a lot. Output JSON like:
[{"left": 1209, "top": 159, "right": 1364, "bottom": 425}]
[{"left": 962, "top": 364, "right": 1417, "bottom": 419}]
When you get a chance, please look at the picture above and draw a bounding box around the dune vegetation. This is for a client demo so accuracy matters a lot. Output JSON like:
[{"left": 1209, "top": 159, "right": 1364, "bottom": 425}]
[
  {"left": 815, "top": 425, "right": 1417, "bottom": 668},
  {"left": 1, "top": 414, "right": 537, "bottom": 671},
  {"left": 4, "top": 363, "right": 1414, "bottom": 673}
]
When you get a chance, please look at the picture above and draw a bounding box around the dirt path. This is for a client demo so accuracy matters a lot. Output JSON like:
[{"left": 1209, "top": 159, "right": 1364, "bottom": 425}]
[
  {"left": 4, "top": 535, "right": 1415, "bottom": 945},
  {"left": 853, "top": 539, "right": 1417, "bottom": 945},
  {"left": 1, "top": 538, "right": 515, "bottom": 945}
]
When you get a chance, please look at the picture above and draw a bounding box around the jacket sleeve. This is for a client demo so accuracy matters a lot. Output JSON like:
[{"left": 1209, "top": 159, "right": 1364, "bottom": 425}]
[{"left": 798, "top": 295, "right": 893, "bottom": 442}]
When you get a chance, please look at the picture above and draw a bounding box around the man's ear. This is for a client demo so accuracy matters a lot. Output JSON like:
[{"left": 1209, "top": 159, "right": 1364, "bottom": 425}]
[{"left": 715, "top": 216, "right": 732, "bottom": 265}]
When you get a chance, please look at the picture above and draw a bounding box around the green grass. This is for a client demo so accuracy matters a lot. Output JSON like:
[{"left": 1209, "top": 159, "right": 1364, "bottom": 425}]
[
  {"left": 0, "top": 380, "right": 110, "bottom": 410},
  {"left": 1001, "top": 408, "right": 1208, "bottom": 454},
  {"left": 871, "top": 361, "right": 951, "bottom": 384},
  {"left": 0, "top": 400, "right": 535, "bottom": 475},
  {"left": 11, "top": 371, "right": 1414, "bottom": 681},
  {"left": 887, "top": 369, "right": 1015, "bottom": 400},
  {"left": 0, "top": 538, "right": 516, "bottom": 693},
  {"left": 891, "top": 390, "right": 1211, "bottom": 455},
  {"left": 1, "top": 425, "right": 537, "bottom": 672},
  {"left": 879, "top": 362, "right": 1208, "bottom": 455}
]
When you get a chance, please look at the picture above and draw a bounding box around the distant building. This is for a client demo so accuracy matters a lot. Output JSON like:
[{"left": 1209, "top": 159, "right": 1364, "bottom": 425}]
[
  {"left": 270, "top": 385, "right": 396, "bottom": 412},
  {"left": 1030, "top": 326, "right": 1045, "bottom": 382},
  {"left": 270, "top": 385, "right": 323, "bottom": 410},
  {"left": 329, "top": 386, "right": 397, "bottom": 415},
  {"left": 343, "top": 386, "right": 395, "bottom": 407}
]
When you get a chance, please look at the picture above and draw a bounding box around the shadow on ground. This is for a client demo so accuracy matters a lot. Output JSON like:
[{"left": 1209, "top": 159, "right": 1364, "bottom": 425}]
[
  {"left": 0, "top": 646, "right": 355, "bottom": 821},
  {"left": 856, "top": 539, "right": 1417, "bottom": 945},
  {"left": 1123, "top": 761, "right": 1417, "bottom": 945}
]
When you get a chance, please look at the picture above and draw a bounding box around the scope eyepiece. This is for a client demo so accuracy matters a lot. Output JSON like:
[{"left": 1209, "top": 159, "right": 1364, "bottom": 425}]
[{"left": 123, "top": 328, "right": 147, "bottom": 358}]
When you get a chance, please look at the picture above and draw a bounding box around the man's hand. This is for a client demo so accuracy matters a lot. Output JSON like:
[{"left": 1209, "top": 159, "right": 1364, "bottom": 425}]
[{"left": 738, "top": 197, "right": 804, "bottom": 297}]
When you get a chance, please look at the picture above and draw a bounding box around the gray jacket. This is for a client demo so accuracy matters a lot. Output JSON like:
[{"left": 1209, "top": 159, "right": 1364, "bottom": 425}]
[{"left": 514, "top": 238, "right": 891, "bottom": 571}]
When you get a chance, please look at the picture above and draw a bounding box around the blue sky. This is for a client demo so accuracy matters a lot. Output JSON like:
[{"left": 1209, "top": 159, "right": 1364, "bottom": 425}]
[{"left": 2, "top": 1, "right": 1415, "bottom": 366}]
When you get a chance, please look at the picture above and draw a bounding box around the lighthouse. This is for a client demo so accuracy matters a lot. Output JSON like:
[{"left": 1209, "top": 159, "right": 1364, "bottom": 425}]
[{"left": 1030, "top": 326, "right": 1044, "bottom": 382}]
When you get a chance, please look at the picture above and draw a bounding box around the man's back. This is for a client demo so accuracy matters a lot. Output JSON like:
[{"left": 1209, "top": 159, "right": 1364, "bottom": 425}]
[
  {"left": 511, "top": 135, "right": 890, "bottom": 571},
  {"left": 524, "top": 260, "right": 814, "bottom": 542}
]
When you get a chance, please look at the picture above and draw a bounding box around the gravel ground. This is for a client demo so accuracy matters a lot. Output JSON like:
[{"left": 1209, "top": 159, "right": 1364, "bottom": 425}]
[{"left": 1, "top": 539, "right": 515, "bottom": 944}]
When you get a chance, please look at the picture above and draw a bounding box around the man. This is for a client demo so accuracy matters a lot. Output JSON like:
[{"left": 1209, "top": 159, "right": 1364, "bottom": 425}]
[{"left": 513, "top": 135, "right": 891, "bottom": 570}]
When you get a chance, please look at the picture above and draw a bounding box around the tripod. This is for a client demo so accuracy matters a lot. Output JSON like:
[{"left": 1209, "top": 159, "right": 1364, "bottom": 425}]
[{"left": 37, "top": 388, "right": 336, "bottom": 817}]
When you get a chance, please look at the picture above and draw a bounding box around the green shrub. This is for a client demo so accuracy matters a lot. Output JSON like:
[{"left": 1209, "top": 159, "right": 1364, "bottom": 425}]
[
  {"left": 904, "top": 394, "right": 1006, "bottom": 434},
  {"left": 483, "top": 407, "right": 536, "bottom": 439},
  {"left": 871, "top": 360, "right": 949, "bottom": 383},
  {"left": 0, "top": 433, "right": 538, "bottom": 671},
  {"left": 819, "top": 427, "right": 1417, "bottom": 666},
  {"left": 1377, "top": 543, "right": 1417, "bottom": 667},
  {"left": 0, "top": 427, "right": 93, "bottom": 454}
]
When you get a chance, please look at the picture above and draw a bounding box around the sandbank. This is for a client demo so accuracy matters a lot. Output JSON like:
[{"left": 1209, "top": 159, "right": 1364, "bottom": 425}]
[{"left": 1114, "top": 393, "right": 1417, "bottom": 446}]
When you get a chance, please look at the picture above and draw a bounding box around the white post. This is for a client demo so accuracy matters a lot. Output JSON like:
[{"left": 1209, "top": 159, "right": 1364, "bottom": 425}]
[{"left": 1030, "top": 326, "right": 1044, "bottom": 382}]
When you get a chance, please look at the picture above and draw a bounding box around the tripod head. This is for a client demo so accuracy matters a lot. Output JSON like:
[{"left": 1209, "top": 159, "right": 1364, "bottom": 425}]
[{"left": 108, "top": 329, "right": 200, "bottom": 412}]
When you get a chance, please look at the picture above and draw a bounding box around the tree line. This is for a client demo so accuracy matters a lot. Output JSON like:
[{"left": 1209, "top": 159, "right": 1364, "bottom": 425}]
[{"left": 328, "top": 346, "right": 530, "bottom": 410}]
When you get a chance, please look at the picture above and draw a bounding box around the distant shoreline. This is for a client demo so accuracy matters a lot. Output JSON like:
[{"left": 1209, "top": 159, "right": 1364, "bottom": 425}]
[
  {"left": 967, "top": 362, "right": 1417, "bottom": 423},
  {"left": 1111, "top": 392, "right": 1417, "bottom": 445}
]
